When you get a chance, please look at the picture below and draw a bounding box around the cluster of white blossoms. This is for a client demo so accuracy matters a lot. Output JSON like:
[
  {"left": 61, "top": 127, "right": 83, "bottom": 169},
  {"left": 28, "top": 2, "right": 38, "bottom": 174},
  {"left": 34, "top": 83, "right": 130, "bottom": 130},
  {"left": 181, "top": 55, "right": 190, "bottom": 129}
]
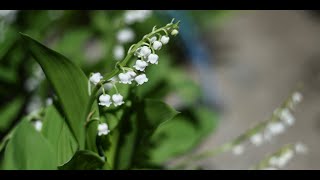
[
  {"left": 261, "top": 143, "right": 308, "bottom": 170},
  {"left": 90, "top": 20, "right": 179, "bottom": 136},
  {"left": 113, "top": 10, "right": 152, "bottom": 61},
  {"left": 254, "top": 92, "right": 302, "bottom": 145},
  {"left": 232, "top": 91, "right": 303, "bottom": 156}
]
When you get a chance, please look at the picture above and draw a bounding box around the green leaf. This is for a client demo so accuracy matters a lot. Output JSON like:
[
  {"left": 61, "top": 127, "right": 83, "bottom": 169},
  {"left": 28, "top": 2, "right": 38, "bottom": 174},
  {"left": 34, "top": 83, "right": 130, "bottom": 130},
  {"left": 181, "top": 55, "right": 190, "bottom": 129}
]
[
  {"left": 114, "top": 99, "right": 179, "bottom": 169},
  {"left": 2, "top": 119, "right": 56, "bottom": 170},
  {"left": 21, "top": 34, "right": 90, "bottom": 149},
  {"left": 58, "top": 150, "right": 104, "bottom": 170},
  {"left": 147, "top": 106, "right": 219, "bottom": 165},
  {"left": 0, "top": 96, "right": 24, "bottom": 131},
  {"left": 42, "top": 105, "right": 78, "bottom": 166}
]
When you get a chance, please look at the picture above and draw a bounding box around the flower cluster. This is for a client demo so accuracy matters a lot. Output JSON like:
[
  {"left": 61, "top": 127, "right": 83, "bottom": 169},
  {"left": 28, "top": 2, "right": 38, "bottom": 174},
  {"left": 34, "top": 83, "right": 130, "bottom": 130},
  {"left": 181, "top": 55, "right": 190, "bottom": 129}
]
[
  {"left": 230, "top": 91, "right": 303, "bottom": 156},
  {"left": 255, "top": 143, "right": 308, "bottom": 170},
  {"left": 88, "top": 20, "right": 179, "bottom": 136}
]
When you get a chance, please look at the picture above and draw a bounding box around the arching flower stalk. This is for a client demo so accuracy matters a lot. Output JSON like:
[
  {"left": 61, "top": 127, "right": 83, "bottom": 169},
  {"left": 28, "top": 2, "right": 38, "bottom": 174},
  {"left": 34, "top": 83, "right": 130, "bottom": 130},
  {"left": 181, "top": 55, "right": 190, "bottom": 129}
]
[
  {"left": 251, "top": 143, "right": 308, "bottom": 170},
  {"left": 87, "top": 19, "right": 180, "bottom": 136},
  {"left": 170, "top": 89, "right": 303, "bottom": 170}
]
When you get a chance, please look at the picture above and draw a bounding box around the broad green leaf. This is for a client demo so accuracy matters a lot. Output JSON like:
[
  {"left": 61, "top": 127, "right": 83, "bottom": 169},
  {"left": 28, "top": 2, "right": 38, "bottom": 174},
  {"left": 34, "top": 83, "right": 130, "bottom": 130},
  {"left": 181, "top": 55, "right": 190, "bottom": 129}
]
[
  {"left": 114, "top": 99, "right": 179, "bottom": 169},
  {"left": 42, "top": 105, "right": 78, "bottom": 166},
  {"left": 58, "top": 150, "right": 104, "bottom": 170},
  {"left": 0, "top": 96, "right": 24, "bottom": 131},
  {"left": 147, "top": 106, "right": 219, "bottom": 165},
  {"left": 21, "top": 34, "right": 90, "bottom": 149},
  {"left": 2, "top": 119, "right": 56, "bottom": 170}
]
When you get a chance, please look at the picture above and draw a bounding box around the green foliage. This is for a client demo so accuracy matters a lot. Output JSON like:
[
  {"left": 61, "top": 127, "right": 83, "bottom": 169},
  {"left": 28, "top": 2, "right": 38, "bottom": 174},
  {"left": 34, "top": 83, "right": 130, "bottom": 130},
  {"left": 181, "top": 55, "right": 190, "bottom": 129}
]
[
  {"left": 0, "top": 11, "right": 223, "bottom": 170},
  {"left": 42, "top": 105, "right": 78, "bottom": 166},
  {"left": 58, "top": 150, "right": 104, "bottom": 170},
  {"left": 21, "top": 34, "right": 90, "bottom": 149},
  {"left": 2, "top": 119, "right": 56, "bottom": 170}
]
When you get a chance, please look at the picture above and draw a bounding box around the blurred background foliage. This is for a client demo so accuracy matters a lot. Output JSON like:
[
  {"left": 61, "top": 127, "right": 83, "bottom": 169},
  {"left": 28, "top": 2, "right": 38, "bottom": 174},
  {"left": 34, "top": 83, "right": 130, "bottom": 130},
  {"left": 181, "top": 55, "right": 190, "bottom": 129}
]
[{"left": 0, "top": 10, "right": 232, "bottom": 168}]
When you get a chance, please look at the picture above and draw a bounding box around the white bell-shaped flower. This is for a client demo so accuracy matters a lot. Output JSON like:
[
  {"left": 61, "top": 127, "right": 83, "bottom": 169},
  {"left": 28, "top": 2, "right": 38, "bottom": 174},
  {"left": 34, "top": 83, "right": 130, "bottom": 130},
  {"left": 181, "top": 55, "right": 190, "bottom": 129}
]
[
  {"left": 113, "top": 45, "right": 124, "bottom": 60},
  {"left": 147, "top": 54, "right": 159, "bottom": 64},
  {"left": 33, "top": 120, "right": 43, "bottom": 132},
  {"left": 250, "top": 133, "right": 263, "bottom": 146},
  {"left": 160, "top": 36, "right": 170, "bottom": 44},
  {"left": 112, "top": 94, "right": 124, "bottom": 107},
  {"left": 135, "top": 74, "right": 148, "bottom": 85},
  {"left": 99, "top": 94, "right": 112, "bottom": 107},
  {"left": 133, "top": 60, "right": 148, "bottom": 71},
  {"left": 280, "top": 109, "right": 295, "bottom": 126},
  {"left": 267, "top": 122, "right": 285, "bottom": 135},
  {"left": 127, "top": 70, "right": 137, "bottom": 78},
  {"left": 140, "top": 46, "right": 151, "bottom": 57},
  {"left": 98, "top": 123, "right": 110, "bottom": 136},
  {"left": 89, "top": 72, "right": 103, "bottom": 85},
  {"left": 152, "top": 41, "right": 162, "bottom": 50},
  {"left": 117, "top": 28, "right": 135, "bottom": 43},
  {"left": 118, "top": 72, "right": 132, "bottom": 84},
  {"left": 149, "top": 36, "right": 157, "bottom": 43}
]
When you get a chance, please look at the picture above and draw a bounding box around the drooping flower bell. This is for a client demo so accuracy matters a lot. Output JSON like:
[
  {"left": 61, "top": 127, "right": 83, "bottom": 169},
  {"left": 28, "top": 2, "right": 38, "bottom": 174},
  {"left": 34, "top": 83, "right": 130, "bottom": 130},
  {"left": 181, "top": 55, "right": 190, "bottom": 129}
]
[
  {"left": 135, "top": 74, "right": 148, "bottom": 85},
  {"left": 152, "top": 41, "right": 162, "bottom": 50},
  {"left": 147, "top": 54, "right": 159, "bottom": 64},
  {"left": 89, "top": 72, "right": 103, "bottom": 85},
  {"left": 133, "top": 60, "right": 148, "bottom": 71},
  {"left": 33, "top": 120, "right": 43, "bottom": 132},
  {"left": 98, "top": 123, "right": 110, "bottom": 136},
  {"left": 119, "top": 72, "right": 132, "bottom": 84},
  {"left": 98, "top": 94, "right": 112, "bottom": 107},
  {"left": 160, "top": 36, "right": 170, "bottom": 44},
  {"left": 112, "top": 94, "right": 124, "bottom": 107}
]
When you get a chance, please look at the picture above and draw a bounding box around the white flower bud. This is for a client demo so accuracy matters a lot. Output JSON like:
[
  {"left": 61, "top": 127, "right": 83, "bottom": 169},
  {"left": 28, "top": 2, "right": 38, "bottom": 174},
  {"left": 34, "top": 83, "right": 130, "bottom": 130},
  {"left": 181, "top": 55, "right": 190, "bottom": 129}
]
[
  {"left": 99, "top": 94, "right": 112, "bottom": 107},
  {"left": 135, "top": 74, "right": 148, "bottom": 85},
  {"left": 89, "top": 72, "right": 103, "bottom": 85},
  {"left": 160, "top": 36, "right": 170, "bottom": 44},
  {"left": 112, "top": 94, "right": 124, "bottom": 107},
  {"left": 98, "top": 123, "right": 110, "bottom": 136},
  {"left": 133, "top": 60, "right": 148, "bottom": 71},
  {"left": 147, "top": 54, "right": 159, "bottom": 64},
  {"left": 171, "top": 29, "right": 179, "bottom": 36},
  {"left": 113, "top": 45, "right": 125, "bottom": 60},
  {"left": 152, "top": 41, "right": 162, "bottom": 50},
  {"left": 117, "top": 28, "right": 135, "bottom": 43}
]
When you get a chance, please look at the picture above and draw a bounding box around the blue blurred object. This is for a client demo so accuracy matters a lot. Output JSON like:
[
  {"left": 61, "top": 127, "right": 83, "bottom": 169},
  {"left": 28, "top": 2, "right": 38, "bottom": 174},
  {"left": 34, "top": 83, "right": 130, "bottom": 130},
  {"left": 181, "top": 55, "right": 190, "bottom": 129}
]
[{"left": 158, "top": 10, "right": 223, "bottom": 111}]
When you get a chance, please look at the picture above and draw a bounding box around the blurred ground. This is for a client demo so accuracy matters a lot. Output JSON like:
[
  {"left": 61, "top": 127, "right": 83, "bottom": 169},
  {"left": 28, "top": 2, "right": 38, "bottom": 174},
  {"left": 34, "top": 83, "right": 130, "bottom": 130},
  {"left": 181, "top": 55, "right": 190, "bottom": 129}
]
[{"left": 192, "top": 10, "right": 320, "bottom": 169}]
